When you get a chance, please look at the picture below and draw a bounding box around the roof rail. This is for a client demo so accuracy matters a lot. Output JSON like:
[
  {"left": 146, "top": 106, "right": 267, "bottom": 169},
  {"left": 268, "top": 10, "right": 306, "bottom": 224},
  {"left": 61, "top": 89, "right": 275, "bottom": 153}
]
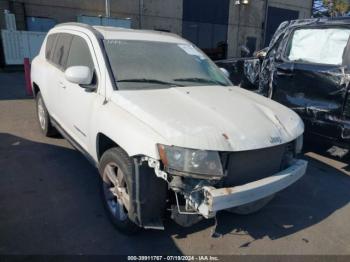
[
  {"left": 54, "top": 22, "right": 93, "bottom": 29},
  {"left": 54, "top": 22, "right": 104, "bottom": 39}
]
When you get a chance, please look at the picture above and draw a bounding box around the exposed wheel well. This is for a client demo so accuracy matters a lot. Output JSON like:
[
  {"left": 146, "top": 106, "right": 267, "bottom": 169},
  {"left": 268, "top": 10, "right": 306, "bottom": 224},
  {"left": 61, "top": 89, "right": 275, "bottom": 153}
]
[
  {"left": 96, "top": 133, "right": 119, "bottom": 160},
  {"left": 96, "top": 133, "right": 168, "bottom": 229},
  {"left": 32, "top": 82, "right": 40, "bottom": 97}
]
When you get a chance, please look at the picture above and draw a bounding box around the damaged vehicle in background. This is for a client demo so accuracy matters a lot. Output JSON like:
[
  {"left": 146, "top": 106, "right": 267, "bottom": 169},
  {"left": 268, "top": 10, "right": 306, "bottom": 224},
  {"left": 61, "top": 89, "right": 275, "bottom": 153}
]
[
  {"left": 31, "top": 23, "right": 307, "bottom": 234},
  {"left": 217, "top": 18, "right": 350, "bottom": 149}
]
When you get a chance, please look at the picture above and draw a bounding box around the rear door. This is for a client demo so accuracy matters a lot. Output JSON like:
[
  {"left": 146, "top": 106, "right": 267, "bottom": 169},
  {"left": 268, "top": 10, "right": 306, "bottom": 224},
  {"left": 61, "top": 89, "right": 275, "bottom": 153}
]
[
  {"left": 41, "top": 33, "right": 58, "bottom": 115},
  {"left": 272, "top": 26, "right": 350, "bottom": 139}
]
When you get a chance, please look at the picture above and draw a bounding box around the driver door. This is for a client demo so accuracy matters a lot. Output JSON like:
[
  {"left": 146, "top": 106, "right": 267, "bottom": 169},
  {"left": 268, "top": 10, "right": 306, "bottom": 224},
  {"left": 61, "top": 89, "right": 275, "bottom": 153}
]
[{"left": 58, "top": 33, "right": 101, "bottom": 151}]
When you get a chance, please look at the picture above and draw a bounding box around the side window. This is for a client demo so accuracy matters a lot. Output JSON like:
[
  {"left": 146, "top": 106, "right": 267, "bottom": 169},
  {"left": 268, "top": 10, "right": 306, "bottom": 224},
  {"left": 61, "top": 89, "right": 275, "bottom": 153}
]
[
  {"left": 45, "top": 34, "right": 57, "bottom": 61},
  {"left": 51, "top": 33, "right": 73, "bottom": 69},
  {"left": 285, "top": 28, "right": 350, "bottom": 65},
  {"left": 66, "top": 36, "right": 94, "bottom": 73},
  {"left": 342, "top": 37, "right": 350, "bottom": 68}
]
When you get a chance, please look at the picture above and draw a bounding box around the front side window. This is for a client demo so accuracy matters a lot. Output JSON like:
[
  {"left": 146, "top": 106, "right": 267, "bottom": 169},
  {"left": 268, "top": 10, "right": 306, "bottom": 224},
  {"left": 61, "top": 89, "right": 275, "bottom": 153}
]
[
  {"left": 66, "top": 36, "right": 94, "bottom": 73},
  {"left": 45, "top": 33, "right": 57, "bottom": 61},
  {"left": 286, "top": 28, "right": 350, "bottom": 65},
  {"left": 103, "top": 40, "right": 231, "bottom": 90},
  {"left": 51, "top": 33, "right": 73, "bottom": 69}
]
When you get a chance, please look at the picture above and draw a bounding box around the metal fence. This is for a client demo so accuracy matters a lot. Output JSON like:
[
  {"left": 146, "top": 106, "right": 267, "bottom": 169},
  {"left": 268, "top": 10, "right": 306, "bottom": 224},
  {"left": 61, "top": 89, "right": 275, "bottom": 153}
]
[{"left": 1, "top": 30, "right": 46, "bottom": 65}]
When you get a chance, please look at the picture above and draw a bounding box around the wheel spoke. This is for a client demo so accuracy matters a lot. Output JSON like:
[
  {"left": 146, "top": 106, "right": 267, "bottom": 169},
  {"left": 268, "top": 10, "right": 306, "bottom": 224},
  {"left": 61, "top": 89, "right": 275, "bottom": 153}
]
[
  {"left": 37, "top": 99, "right": 46, "bottom": 129},
  {"left": 103, "top": 162, "right": 130, "bottom": 221},
  {"left": 116, "top": 169, "right": 124, "bottom": 186},
  {"left": 105, "top": 164, "right": 118, "bottom": 186}
]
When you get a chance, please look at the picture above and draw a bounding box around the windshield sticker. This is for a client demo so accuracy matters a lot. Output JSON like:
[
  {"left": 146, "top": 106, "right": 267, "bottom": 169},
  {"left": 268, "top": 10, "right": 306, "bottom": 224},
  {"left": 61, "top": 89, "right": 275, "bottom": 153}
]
[{"left": 178, "top": 44, "right": 205, "bottom": 59}]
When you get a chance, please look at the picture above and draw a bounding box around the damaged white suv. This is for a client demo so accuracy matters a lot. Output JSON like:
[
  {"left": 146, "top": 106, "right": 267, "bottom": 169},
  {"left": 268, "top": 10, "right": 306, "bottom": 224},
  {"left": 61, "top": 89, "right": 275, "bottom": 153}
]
[{"left": 31, "top": 23, "right": 307, "bottom": 233}]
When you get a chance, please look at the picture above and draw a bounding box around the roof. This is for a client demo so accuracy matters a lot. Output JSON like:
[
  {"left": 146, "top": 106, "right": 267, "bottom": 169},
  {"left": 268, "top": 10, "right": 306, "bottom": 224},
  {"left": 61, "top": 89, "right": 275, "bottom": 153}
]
[
  {"left": 93, "top": 26, "right": 186, "bottom": 43},
  {"left": 54, "top": 22, "right": 187, "bottom": 44},
  {"left": 287, "top": 17, "right": 350, "bottom": 28}
]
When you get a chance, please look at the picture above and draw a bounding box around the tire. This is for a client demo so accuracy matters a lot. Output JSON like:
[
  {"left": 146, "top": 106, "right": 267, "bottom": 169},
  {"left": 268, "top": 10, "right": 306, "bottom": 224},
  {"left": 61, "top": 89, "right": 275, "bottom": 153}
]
[
  {"left": 99, "top": 147, "right": 140, "bottom": 234},
  {"left": 227, "top": 194, "right": 275, "bottom": 215},
  {"left": 36, "top": 92, "right": 57, "bottom": 137}
]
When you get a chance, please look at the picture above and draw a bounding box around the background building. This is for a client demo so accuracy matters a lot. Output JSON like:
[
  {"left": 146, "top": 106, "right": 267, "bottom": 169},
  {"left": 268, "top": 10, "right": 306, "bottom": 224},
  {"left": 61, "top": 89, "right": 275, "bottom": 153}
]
[{"left": 0, "top": 0, "right": 313, "bottom": 61}]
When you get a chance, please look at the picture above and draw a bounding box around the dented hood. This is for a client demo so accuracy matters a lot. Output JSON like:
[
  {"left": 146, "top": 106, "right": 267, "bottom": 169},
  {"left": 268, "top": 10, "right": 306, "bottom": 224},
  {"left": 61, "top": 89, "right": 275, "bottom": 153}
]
[{"left": 110, "top": 86, "right": 304, "bottom": 151}]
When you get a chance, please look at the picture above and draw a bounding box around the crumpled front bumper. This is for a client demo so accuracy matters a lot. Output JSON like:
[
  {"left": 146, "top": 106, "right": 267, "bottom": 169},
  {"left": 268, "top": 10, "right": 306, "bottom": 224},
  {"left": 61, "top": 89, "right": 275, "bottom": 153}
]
[{"left": 193, "top": 159, "right": 308, "bottom": 218}]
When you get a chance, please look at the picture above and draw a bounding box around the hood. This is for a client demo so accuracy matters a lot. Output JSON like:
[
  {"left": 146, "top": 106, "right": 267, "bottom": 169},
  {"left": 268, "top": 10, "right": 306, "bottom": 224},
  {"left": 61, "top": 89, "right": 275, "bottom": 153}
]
[{"left": 110, "top": 85, "right": 304, "bottom": 152}]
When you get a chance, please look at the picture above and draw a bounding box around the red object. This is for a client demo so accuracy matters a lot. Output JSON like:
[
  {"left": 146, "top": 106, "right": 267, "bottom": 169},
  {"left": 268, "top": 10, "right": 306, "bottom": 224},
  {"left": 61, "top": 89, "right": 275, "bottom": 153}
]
[{"left": 24, "top": 57, "right": 33, "bottom": 96}]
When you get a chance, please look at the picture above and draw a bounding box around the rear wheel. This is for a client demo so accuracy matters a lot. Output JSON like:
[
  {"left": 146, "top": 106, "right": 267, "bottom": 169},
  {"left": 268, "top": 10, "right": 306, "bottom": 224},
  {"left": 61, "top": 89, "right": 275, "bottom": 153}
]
[
  {"left": 99, "top": 147, "right": 140, "bottom": 234},
  {"left": 227, "top": 194, "right": 275, "bottom": 215},
  {"left": 36, "top": 92, "right": 57, "bottom": 137}
]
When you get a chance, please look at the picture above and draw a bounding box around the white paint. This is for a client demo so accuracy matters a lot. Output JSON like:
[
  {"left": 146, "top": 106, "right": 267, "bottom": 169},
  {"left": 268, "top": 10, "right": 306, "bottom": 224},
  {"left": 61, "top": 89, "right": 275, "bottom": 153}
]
[
  {"left": 110, "top": 85, "right": 304, "bottom": 152},
  {"left": 65, "top": 66, "right": 93, "bottom": 85},
  {"left": 32, "top": 23, "right": 305, "bottom": 162},
  {"left": 94, "top": 26, "right": 187, "bottom": 43},
  {"left": 197, "top": 159, "right": 308, "bottom": 217}
]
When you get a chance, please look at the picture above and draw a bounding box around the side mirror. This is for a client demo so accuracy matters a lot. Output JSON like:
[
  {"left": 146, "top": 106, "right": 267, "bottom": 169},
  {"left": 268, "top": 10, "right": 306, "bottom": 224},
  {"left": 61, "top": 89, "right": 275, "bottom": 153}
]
[
  {"left": 220, "top": 67, "right": 230, "bottom": 78},
  {"left": 65, "top": 66, "right": 92, "bottom": 85}
]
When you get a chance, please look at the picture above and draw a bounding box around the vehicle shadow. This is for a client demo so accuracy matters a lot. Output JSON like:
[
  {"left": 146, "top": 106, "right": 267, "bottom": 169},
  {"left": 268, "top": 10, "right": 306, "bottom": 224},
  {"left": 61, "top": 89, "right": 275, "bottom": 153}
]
[
  {"left": 216, "top": 154, "right": 350, "bottom": 242},
  {"left": 0, "top": 133, "right": 182, "bottom": 255}
]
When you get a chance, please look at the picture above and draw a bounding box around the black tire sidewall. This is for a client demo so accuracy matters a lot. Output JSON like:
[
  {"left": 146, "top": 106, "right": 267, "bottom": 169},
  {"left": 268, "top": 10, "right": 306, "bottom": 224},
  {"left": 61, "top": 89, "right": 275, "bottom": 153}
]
[{"left": 99, "top": 147, "right": 140, "bottom": 234}]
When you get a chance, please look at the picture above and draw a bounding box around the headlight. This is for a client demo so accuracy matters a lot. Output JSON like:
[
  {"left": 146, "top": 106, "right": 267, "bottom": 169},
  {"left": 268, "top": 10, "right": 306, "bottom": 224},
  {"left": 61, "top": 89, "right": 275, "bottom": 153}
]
[
  {"left": 295, "top": 135, "right": 303, "bottom": 154},
  {"left": 157, "top": 144, "right": 224, "bottom": 179}
]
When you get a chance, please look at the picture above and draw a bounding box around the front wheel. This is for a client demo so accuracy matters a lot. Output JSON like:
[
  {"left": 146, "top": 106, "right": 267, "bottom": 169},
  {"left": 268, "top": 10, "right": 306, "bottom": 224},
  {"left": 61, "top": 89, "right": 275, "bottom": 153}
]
[
  {"left": 99, "top": 147, "right": 140, "bottom": 234},
  {"left": 226, "top": 194, "right": 275, "bottom": 215}
]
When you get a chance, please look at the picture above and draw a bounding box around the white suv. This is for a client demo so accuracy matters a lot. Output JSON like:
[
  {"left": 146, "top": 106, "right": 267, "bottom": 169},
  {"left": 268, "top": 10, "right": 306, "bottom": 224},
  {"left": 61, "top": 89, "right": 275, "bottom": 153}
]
[{"left": 31, "top": 23, "right": 307, "bottom": 233}]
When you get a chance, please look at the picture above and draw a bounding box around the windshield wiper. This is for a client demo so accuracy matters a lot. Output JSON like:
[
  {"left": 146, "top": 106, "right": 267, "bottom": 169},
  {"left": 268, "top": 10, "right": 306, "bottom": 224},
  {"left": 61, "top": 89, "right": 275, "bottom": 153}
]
[
  {"left": 173, "top": 77, "right": 227, "bottom": 86},
  {"left": 117, "top": 78, "right": 183, "bottom": 87}
]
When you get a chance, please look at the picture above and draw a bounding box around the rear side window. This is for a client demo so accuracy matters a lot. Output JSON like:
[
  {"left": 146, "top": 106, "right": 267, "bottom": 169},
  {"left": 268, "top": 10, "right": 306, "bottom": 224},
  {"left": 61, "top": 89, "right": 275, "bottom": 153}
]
[
  {"left": 45, "top": 34, "right": 57, "bottom": 60},
  {"left": 51, "top": 33, "right": 73, "bottom": 69},
  {"left": 66, "top": 36, "right": 94, "bottom": 73},
  {"left": 286, "top": 28, "right": 350, "bottom": 65}
]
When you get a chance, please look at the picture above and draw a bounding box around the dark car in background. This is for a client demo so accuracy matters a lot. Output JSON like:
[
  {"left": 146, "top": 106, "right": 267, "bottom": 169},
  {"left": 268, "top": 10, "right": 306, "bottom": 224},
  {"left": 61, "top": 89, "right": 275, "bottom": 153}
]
[{"left": 217, "top": 17, "right": 350, "bottom": 149}]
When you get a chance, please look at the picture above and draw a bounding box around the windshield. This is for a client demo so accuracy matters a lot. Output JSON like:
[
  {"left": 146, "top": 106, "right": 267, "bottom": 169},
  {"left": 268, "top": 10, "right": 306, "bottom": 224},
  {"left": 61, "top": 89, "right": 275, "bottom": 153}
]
[{"left": 103, "top": 40, "right": 232, "bottom": 90}]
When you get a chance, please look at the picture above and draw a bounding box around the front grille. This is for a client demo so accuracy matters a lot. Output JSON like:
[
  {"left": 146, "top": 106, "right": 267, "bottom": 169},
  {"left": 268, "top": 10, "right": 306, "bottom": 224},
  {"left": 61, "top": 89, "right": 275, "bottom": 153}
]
[
  {"left": 344, "top": 93, "right": 350, "bottom": 118},
  {"left": 222, "top": 143, "right": 289, "bottom": 187}
]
